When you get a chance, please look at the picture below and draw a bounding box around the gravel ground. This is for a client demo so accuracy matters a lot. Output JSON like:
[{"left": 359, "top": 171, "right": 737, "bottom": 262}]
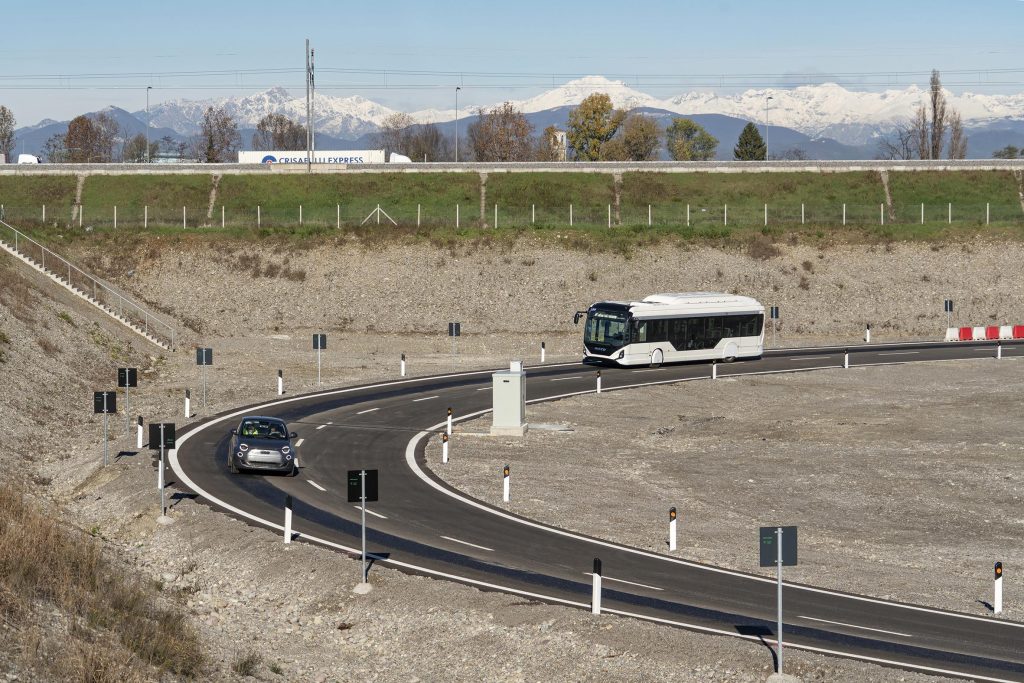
[{"left": 6, "top": 237, "right": 1024, "bottom": 681}]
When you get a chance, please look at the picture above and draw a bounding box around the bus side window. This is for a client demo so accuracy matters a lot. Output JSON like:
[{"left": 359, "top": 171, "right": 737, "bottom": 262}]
[{"left": 634, "top": 320, "right": 647, "bottom": 343}]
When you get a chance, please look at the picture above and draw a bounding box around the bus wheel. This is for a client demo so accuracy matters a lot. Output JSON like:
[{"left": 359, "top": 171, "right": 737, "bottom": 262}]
[
  {"left": 723, "top": 343, "right": 738, "bottom": 362},
  {"left": 650, "top": 349, "right": 663, "bottom": 368}
]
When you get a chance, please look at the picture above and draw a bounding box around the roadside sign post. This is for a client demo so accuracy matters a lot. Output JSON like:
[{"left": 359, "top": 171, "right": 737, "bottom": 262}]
[
  {"left": 769, "top": 306, "right": 779, "bottom": 347},
  {"left": 149, "top": 423, "right": 176, "bottom": 521},
  {"left": 348, "top": 469, "right": 379, "bottom": 585},
  {"left": 118, "top": 367, "right": 138, "bottom": 436},
  {"left": 760, "top": 525, "right": 798, "bottom": 675},
  {"left": 945, "top": 299, "right": 954, "bottom": 329},
  {"left": 313, "top": 334, "right": 326, "bottom": 386},
  {"left": 195, "top": 348, "right": 213, "bottom": 410},
  {"left": 448, "top": 322, "right": 461, "bottom": 369},
  {"left": 995, "top": 562, "right": 1003, "bottom": 614},
  {"left": 669, "top": 507, "right": 677, "bottom": 552},
  {"left": 93, "top": 391, "right": 117, "bottom": 466}
]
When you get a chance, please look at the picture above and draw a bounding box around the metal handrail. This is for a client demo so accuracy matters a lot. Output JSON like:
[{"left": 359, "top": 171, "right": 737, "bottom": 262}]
[{"left": 0, "top": 219, "right": 175, "bottom": 350}]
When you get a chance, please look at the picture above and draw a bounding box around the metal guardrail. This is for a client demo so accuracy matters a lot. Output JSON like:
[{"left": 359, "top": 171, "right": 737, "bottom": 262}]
[{"left": 0, "top": 218, "right": 175, "bottom": 350}]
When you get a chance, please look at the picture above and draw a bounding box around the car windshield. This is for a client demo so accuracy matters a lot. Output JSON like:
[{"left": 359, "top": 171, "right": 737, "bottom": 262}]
[
  {"left": 238, "top": 419, "right": 287, "bottom": 440},
  {"left": 584, "top": 310, "right": 629, "bottom": 348}
]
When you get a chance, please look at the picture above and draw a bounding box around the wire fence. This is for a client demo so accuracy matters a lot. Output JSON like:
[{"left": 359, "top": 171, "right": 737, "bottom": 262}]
[{"left": 1, "top": 201, "right": 1022, "bottom": 231}]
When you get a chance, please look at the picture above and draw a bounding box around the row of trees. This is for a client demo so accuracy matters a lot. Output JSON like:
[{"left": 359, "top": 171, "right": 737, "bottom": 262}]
[{"left": 877, "top": 70, "right": 968, "bottom": 160}]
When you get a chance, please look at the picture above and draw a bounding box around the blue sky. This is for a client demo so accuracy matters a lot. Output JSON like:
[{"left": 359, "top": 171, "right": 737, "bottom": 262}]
[{"left": 3, "top": 0, "right": 1024, "bottom": 125}]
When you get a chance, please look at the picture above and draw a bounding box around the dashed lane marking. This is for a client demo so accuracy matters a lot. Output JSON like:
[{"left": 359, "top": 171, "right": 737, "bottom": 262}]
[
  {"left": 356, "top": 407, "right": 379, "bottom": 414},
  {"left": 798, "top": 616, "right": 913, "bottom": 638},
  {"left": 413, "top": 395, "right": 439, "bottom": 402},
  {"left": 583, "top": 572, "right": 664, "bottom": 591},
  {"left": 440, "top": 536, "right": 494, "bottom": 552},
  {"left": 294, "top": 438, "right": 304, "bottom": 447},
  {"left": 354, "top": 505, "right": 387, "bottom": 519},
  {"left": 307, "top": 480, "right": 326, "bottom": 492},
  {"left": 877, "top": 351, "right": 918, "bottom": 356}
]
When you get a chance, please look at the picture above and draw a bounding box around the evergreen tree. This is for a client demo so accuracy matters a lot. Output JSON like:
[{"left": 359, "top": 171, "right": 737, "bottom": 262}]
[{"left": 733, "top": 122, "right": 766, "bottom": 161}]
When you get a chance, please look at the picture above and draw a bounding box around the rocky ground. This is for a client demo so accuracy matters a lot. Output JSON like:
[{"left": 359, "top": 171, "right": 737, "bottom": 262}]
[{"left": 3, "top": 236, "right": 1024, "bottom": 681}]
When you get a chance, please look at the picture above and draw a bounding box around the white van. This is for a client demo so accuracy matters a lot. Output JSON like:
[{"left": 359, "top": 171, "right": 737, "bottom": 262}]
[{"left": 17, "top": 154, "right": 40, "bottom": 164}]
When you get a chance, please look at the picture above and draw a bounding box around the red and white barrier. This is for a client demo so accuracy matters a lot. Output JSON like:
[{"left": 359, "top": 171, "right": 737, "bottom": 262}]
[{"left": 946, "top": 325, "right": 1024, "bottom": 341}]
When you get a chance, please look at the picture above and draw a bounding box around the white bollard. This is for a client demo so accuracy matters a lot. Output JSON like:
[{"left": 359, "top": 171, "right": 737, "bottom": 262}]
[
  {"left": 136, "top": 416, "right": 143, "bottom": 449},
  {"left": 284, "top": 495, "right": 293, "bottom": 544},
  {"left": 591, "top": 558, "right": 602, "bottom": 615},
  {"left": 669, "top": 507, "right": 677, "bottom": 552},
  {"left": 400, "top": 353, "right": 406, "bottom": 377},
  {"left": 447, "top": 407, "right": 453, "bottom": 436},
  {"left": 278, "top": 369, "right": 284, "bottom": 395},
  {"left": 997, "top": 343, "right": 1002, "bottom": 360},
  {"left": 503, "top": 464, "right": 510, "bottom": 502},
  {"left": 864, "top": 324, "right": 871, "bottom": 344},
  {"left": 541, "top": 341, "right": 546, "bottom": 364},
  {"left": 844, "top": 348, "right": 850, "bottom": 369},
  {"left": 712, "top": 361, "right": 717, "bottom": 380},
  {"left": 184, "top": 389, "right": 191, "bottom": 418},
  {"left": 441, "top": 433, "right": 449, "bottom": 464},
  {"left": 995, "top": 562, "right": 1003, "bottom": 614},
  {"left": 596, "top": 370, "right": 602, "bottom": 394}
]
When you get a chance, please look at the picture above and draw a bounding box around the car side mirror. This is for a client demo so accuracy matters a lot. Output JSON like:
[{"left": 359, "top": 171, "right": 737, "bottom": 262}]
[
  {"left": 230, "top": 428, "right": 237, "bottom": 435},
  {"left": 573, "top": 311, "right": 584, "bottom": 325},
  {"left": 289, "top": 432, "right": 298, "bottom": 439}
]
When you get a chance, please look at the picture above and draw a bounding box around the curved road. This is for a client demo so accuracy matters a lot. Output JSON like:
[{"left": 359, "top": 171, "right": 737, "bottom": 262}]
[{"left": 171, "top": 340, "right": 1024, "bottom": 682}]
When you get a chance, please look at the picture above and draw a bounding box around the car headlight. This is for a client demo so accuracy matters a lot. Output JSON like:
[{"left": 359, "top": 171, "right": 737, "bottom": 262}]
[
  {"left": 280, "top": 446, "right": 290, "bottom": 454},
  {"left": 285, "top": 453, "right": 293, "bottom": 460},
  {"left": 238, "top": 443, "right": 249, "bottom": 451}
]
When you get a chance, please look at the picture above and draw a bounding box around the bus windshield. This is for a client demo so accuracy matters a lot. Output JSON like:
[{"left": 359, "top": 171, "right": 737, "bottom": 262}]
[{"left": 585, "top": 310, "right": 629, "bottom": 348}]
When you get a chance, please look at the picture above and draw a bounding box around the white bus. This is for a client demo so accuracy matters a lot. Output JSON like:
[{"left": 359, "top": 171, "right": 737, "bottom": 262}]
[{"left": 575, "top": 292, "right": 765, "bottom": 367}]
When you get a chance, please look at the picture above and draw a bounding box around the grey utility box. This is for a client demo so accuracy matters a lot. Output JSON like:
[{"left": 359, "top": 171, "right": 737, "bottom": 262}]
[{"left": 491, "top": 360, "right": 527, "bottom": 436}]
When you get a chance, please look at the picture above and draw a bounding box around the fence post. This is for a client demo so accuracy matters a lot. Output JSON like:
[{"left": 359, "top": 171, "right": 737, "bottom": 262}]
[
  {"left": 338, "top": 203, "right": 341, "bottom": 229},
  {"left": 182, "top": 206, "right": 186, "bottom": 229},
  {"left": 987, "top": 203, "right": 990, "bottom": 225},
  {"left": 299, "top": 205, "right": 303, "bottom": 225},
  {"left": 257, "top": 205, "right": 261, "bottom": 227},
  {"left": 222, "top": 205, "right": 225, "bottom": 228},
  {"left": 456, "top": 203, "right": 460, "bottom": 228},
  {"left": 948, "top": 202, "right": 952, "bottom": 225},
  {"left": 79, "top": 204, "right": 83, "bottom": 228},
  {"left": 880, "top": 203, "right": 884, "bottom": 226},
  {"left": 764, "top": 203, "right": 767, "bottom": 227},
  {"left": 648, "top": 204, "right": 652, "bottom": 227},
  {"left": 724, "top": 204, "right": 728, "bottom": 226},
  {"left": 570, "top": 204, "right": 573, "bottom": 227},
  {"left": 144, "top": 205, "right": 148, "bottom": 229},
  {"left": 801, "top": 203, "right": 804, "bottom": 225},
  {"left": 114, "top": 205, "right": 117, "bottom": 229},
  {"left": 42, "top": 204, "right": 45, "bottom": 222},
  {"left": 607, "top": 204, "right": 611, "bottom": 228},
  {"left": 842, "top": 203, "right": 846, "bottom": 226},
  {"left": 921, "top": 202, "right": 924, "bottom": 225},
  {"left": 494, "top": 203, "right": 498, "bottom": 229},
  {"left": 532, "top": 204, "right": 535, "bottom": 225},
  {"left": 686, "top": 203, "right": 690, "bottom": 227},
  {"left": 416, "top": 204, "right": 420, "bottom": 228}
]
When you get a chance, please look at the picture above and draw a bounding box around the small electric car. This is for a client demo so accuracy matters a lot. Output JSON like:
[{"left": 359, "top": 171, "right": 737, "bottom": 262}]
[{"left": 229, "top": 416, "right": 298, "bottom": 475}]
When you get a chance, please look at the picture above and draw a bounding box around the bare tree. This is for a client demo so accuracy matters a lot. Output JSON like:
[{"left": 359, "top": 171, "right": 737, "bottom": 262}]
[
  {"left": 42, "top": 133, "right": 68, "bottom": 163},
  {"left": 947, "top": 110, "right": 967, "bottom": 159},
  {"left": 373, "top": 113, "right": 415, "bottom": 156},
  {"left": 253, "top": 113, "right": 307, "bottom": 151},
  {"left": 0, "top": 106, "right": 15, "bottom": 162},
  {"left": 467, "top": 102, "right": 534, "bottom": 161},
  {"left": 406, "top": 123, "right": 451, "bottom": 162},
  {"left": 876, "top": 120, "right": 918, "bottom": 160},
  {"left": 199, "top": 106, "right": 241, "bottom": 163},
  {"left": 929, "top": 70, "right": 947, "bottom": 160},
  {"left": 913, "top": 106, "right": 929, "bottom": 160}
]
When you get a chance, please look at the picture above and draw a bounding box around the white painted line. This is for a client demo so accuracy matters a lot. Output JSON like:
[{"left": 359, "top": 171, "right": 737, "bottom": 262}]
[
  {"left": 791, "top": 356, "right": 832, "bottom": 361},
  {"left": 413, "top": 395, "right": 439, "bottom": 402},
  {"left": 307, "top": 480, "right": 326, "bottom": 492},
  {"left": 356, "top": 407, "right": 379, "bottom": 414},
  {"left": 877, "top": 351, "right": 918, "bottom": 356},
  {"left": 549, "top": 377, "right": 574, "bottom": 381},
  {"left": 294, "top": 438, "right": 304, "bottom": 447},
  {"left": 476, "top": 387, "right": 490, "bottom": 391},
  {"left": 315, "top": 421, "right": 332, "bottom": 430},
  {"left": 584, "top": 572, "right": 664, "bottom": 591},
  {"left": 354, "top": 505, "right": 387, "bottom": 519},
  {"left": 631, "top": 369, "right": 660, "bottom": 373},
  {"left": 440, "top": 535, "right": 494, "bottom": 552},
  {"left": 798, "top": 616, "right": 913, "bottom": 638}
]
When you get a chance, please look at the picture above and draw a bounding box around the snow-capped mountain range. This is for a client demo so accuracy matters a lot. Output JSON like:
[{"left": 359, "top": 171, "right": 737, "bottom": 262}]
[{"left": 139, "top": 75, "right": 1024, "bottom": 147}]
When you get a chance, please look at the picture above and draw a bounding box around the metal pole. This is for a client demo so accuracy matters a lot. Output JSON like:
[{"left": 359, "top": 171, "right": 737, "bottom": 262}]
[
  {"left": 455, "top": 87, "right": 460, "bottom": 163},
  {"left": 159, "top": 424, "right": 166, "bottom": 516},
  {"left": 103, "top": 411, "right": 109, "bottom": 467},
  {"left": 146, "top": 86, "right": 152, "bottom": 163},
  {"left": 361, "top": 469, "right": 368, "bottom": 583},
  {"left": 306, "top": 39, "right": 312, "bottom": 174},
  {"left": 317, "top": 347, "right": 321, "bottom": 386},
  {"left": 202, "top": 365, "right": 207, "bottom": 410},
  {"left": 765, "top": 95, "right": 772, "bottom": 159},
  {"left": 125, "top": 384, "right": 130, "bottom": 436},
  {"left": 144, "top": 205, "right": 148, "bottom": 229},
  {"left": 777, "top": 526, "right": 784, "bottom": 674}
]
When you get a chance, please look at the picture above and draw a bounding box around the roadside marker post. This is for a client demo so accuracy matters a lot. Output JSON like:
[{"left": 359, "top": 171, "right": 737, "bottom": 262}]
[
  {"left": 313, "top": 334, "right": 326, "bottom": 387},
  {"left": 184, "top": 389, "right": 190, "bottom": 418},
  {"left": 136, "top": 416, "right": 143, "bottom": 449},
  {"left": 400, "top": 353, "right": 406, "bottom": 377},
  {"left": 441, "top": 433, "right": 449, "bottom": 464},
  {"left": 844, "top": 348, "right": 849, "bottom": 369},
  {"left": 944, "top": 299, "right": 953, "bottom": 329},
  {"left": 195, "top": 348, "right": 213, "bottom": 411},
  {"left": 769, "top": 306, "right": 779, "bottom": 347},
  {"left": 503, "top": 464, "right": 510, "bottom": 503},
  {"left": 448, "top": 323, "right": 461, "bottom": 369},
  {"left": 995, "top": 562, "right": 1003, "bottom": 614},
  {"left": 596, "top": 370, "right": 602, "bottom": 394},
  {"left": 93, "top": 391, "right": 117, "bottom": 466},
  {"left": 864, "top": 323, "right": 872, "bottom": 344},
  {"left": 278, "top": 369, "right": 284, "bottom": 395},
  {"left": 669, "top": 507, "right": 677, "bottom": 552},
  {"left": 712, "top": 361, "right": 718, "bottom": 380},
  {"left": 541, "top": 341, "right": 546, "bottom": 364},
  {"left": 760, "top": 525, "right": 798, "bottom": 676},
  {"left": 591, "top": 558, "right": 602, "bottom": 615},
  {"left": 447, "top": 407, "right": 453, "bottom": 436},
  {"left": 997, "top": 342, "right": 1002, "bottom": 360},
  {"left": 284, "top": 494, "right": 293, "bottom": 544}
]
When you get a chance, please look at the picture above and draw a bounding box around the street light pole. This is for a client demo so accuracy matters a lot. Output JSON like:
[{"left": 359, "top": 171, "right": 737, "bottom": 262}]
[
  {"left": 146, "top": 86, "right": 152, "bottom": 163},
  {"left": 765, "top": 95, "right": 773, "bottom": 161},
  {"left": 455, "top": 86, "right": 461, "bottom": 163}
]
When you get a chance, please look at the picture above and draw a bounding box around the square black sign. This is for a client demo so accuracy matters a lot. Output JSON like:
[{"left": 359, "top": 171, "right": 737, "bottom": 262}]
[
  {"left": 117, "top": 367, "right": 138, "bottom": 388},
  {"left": 448, "top": 322, "right": 461, "bottom": 337},
  {"left": 93, "top": 391, "right": 117, "bottom": 414},
  {"left": 148, "top": 423, "right": 176, "bottom": 450},
  {"left": 195, "top": 348, "right": 213, "bottom": 366},
  {"left": 759, "top": 526, "right": 797, "bottom": 567},
  {"left": 347, "top": 469, "right": 379, "bottom": 503},
  {"left": 313, "top": 334, "right": 327, "bottom": 350}
]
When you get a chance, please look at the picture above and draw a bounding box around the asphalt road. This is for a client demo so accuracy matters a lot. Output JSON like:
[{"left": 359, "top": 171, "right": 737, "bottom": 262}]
[{"left": 171, "top": 340, "right": 1024, "bottom": 682}]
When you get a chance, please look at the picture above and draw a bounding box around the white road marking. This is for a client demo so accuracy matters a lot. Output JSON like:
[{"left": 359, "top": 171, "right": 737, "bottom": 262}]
[
  {"left": 877, "top": 351, "right": 918, "bottom": 356},
  {"left": 307, "top": 480, "right": 326, "bottom": 492},
  {"left": 413, "top": 395, "right": 439, "bottom": 402},
  {"left": 476, "top": 387, "right": 490, "bottom": 391},
  {"left": 583, "top": 572, "right": 664, "bottom": 591},
  {"left": 791, "top": 356, "right": 832, "bottom": 361},
  {"left": 294, "top": 438, "right": 304, "bottom": 448},
  {"left": 799, "top": 616, "right": 913, "bottom": 638},
  {"left": 315, "top": 421, "right": 332, "bottom": 430},
  {"left": 440, "top": 535, "right": 494, "bottom": 552},
  {"left": 353, "top": 505, "right": 387, "bottom": 519},
  {"left": 549, "top": 377, "right": 573, "bottom": 381},
  {"left": 357, "top": 407, "right": 379, "bottom": 414},
  {"left": 631, "top": 369, "right": 660, "bottom": 373},
  {"left": 972, "top": 347, "right": 1003, "bottom": 351}
]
